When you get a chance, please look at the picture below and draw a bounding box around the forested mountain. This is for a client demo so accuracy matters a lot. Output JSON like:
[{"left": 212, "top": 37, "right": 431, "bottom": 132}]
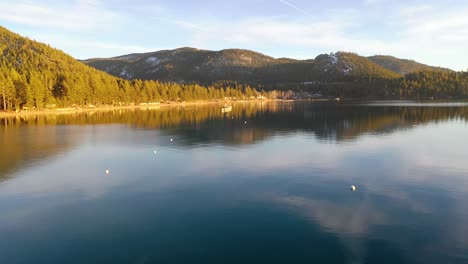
[
  {"left": 368, "top": 55, "right": 451, "bottom": 75},
  {"left": 86, "top": 49, "right": 468, "bottom": 99},
  {"left": 83, "top": 47, "right": 468, "bottom": 99},
  {"left": 0, "top": 27, "right": 260, "bottom": 111},
  {"left": 83, "top": 49, "right": 402, "bottom": 84},
  {"left": 399, "top": 71, "right": 468, "bottom": 98},
  {"left": 83, "top": 48, "right": 294, "bottom": 82}
]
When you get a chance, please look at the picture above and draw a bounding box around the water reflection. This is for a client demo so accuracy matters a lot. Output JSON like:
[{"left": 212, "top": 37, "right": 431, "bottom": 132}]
[
  {"left": 1, "top": 101, "right": 468, "bottom": 263},
  {"left": 2, "top": 101, "right": 467, "bottom": 144},
  {"left": 1, "top": 101, "right": 467, "bottom": 178},
  {"left": 0, "top": 125, "right": 84, "bottom": 181}
]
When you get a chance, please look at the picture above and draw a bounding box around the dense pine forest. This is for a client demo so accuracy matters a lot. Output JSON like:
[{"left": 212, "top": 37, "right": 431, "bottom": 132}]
[{"left": 1, "top": 26, "right": 468, "bottom": 111}]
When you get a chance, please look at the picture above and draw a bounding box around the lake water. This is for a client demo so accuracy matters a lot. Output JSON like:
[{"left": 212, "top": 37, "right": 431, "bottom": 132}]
[{"left": 1, "top": 101, "right": 468, "bottom": 264}]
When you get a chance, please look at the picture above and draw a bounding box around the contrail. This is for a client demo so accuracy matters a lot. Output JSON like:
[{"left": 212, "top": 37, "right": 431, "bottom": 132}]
[{"left": 279, "top": 0, "right": 313, "bottom": 17}]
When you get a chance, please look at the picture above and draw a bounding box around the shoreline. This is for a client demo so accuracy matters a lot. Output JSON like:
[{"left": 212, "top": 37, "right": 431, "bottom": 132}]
[
  {"left": 3, "top": 98, "right": 463, "bottom": 118},
  {"left": 0, "top": 99, "right": 284, "bottom": 118}
]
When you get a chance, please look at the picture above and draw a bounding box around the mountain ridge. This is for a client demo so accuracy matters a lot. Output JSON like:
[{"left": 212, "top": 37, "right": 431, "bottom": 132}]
[
  {"left": 367, "top": 55, "right": 450, "bottom": 75},
  {"left": 83, "top": 48, "right": 450, "bottom": 73},
  {"left": 83, "top": 48, "right": 451, "bottom": 85}
]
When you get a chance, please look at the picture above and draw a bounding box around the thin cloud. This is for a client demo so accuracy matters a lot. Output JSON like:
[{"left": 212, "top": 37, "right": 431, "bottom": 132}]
[
  {"left": 0, "top": 0, "right": 119, "bottom": 31},
  {"left": 278, "top": 0, "right": 313, "bottom": 17},
  {"left": 364, "top": 0, "right": 387, "bottom": 5}
]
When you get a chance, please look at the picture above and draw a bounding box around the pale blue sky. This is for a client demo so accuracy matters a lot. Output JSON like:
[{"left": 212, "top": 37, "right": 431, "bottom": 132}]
[{"left": 0, "top": 0, "right": 467, "bottom": 70}]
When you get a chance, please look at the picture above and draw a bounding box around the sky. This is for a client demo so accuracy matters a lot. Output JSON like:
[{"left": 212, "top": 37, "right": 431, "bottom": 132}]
[{"left": 0, "top": 0, "right": 467, "bottom": 70}]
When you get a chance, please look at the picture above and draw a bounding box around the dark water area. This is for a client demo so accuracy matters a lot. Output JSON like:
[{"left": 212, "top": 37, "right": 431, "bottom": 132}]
[{"left": 1, "top": 101, "right": 468, "bottom": 264}]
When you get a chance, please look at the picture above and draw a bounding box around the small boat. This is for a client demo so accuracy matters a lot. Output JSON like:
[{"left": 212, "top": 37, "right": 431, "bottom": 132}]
[{"left": 221, "top": 105, "right": 232, "bottom": 113}]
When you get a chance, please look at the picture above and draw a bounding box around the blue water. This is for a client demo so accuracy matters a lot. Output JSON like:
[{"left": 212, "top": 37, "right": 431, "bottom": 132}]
[{"left": 1, "top": 101, "right": 468, "bottom": 263}]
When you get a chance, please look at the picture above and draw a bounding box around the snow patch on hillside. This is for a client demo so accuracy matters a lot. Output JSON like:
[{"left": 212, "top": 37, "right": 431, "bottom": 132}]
[
  {"left": 146, "top": 56, "right": 159, "bottom": 64},
  {"left": 145, "top": 56, "right": 168, "bottom": 66},
  {"left": 105, "top": 65, "right": 118, "bottom": 72},
  {"left": 330, "top": 53, "right": 338, "bottom": 64},
  {"left": 342, "top": 61, "right": 353, "bottom": 74},
  {"left": 119, "top": 68, "right": 133, "bottom": 79}
]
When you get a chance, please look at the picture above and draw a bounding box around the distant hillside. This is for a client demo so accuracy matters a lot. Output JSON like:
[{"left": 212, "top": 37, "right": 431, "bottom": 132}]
[
  {"left": 83, "top": 50, "right": 402, "bottom": 84},
  {"left": 83, "top": 48, "right": 309, "bottom": 83},
  {"left": 311, "top": 52, "right": 401, "bottom": 80},
  {"left": 368, "top": 55, "right": 451, "bottom": 75},
  {"left": 82, "top": 49, "right": 468, "bottom": 99}
]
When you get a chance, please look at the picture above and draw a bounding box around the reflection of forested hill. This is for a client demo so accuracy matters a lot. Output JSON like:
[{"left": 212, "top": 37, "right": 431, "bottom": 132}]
[
  {"left": 0, "top": 123, "right": 84, "bottom": 181},
  {"left": 168, "top": 102, "right": 468, "bottom": 144},
  {"left": 298, "top": 103, "right": 468, "bottom": 141},
  {"left": 2, "top": 102, "right": 468, "bottom": 149}
]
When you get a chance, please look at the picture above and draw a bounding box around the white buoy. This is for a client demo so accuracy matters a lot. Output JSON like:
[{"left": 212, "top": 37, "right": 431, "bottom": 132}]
[
  {"left": 105, "top": 169, "right": 110, "bottom": 175},
  {"left": 170, "top": 138, "right": 173, "bottom": 142},
  {"left": 350, "top": 185, "right": 357, "bottom": 191},
  {"left": 244, "top": 121, "right": 247, "bottom": 124},
  {"left": 153, "top": 150, "right": 158, "bottom": 154}
]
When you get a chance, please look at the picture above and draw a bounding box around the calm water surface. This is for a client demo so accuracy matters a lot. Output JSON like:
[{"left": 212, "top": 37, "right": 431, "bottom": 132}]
[{"left": 1, "top": 101, "right": 468, "bottom": 264}]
